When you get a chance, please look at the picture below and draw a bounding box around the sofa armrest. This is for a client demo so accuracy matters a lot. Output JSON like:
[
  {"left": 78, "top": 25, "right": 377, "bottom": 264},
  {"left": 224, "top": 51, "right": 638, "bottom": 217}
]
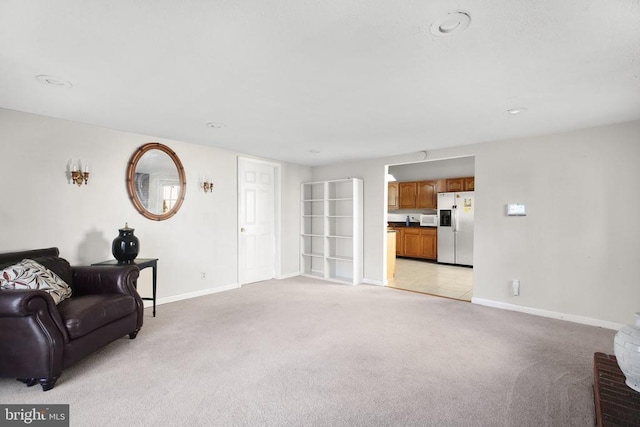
[
  {"left": 71, "top": 265, "right": 144, "bottom": 330},
  {"left": 71, "top": 265, "right": 140, "bottom": 297},
  {"left": 0, "top": 288, "right": 65, "bottom": 322},
  {"left": 0, "top": 290, "right": 67, "bottom": 380}
]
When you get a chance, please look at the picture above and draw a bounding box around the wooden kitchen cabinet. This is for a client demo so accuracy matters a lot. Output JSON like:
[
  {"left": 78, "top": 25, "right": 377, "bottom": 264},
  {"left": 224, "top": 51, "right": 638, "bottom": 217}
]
[
  {"left": 399, "top": 227, "right": 437, "bottom": 260},
  {"left": 396, "top": 180, "right": 437, "bottom": 209},
  {"left": 419, "top": 227, "right": 437, "bottom": 259},
  {"left": 403, "top": 228, "right": 421, "bottom": 257},
  {"left": 446, "top": 177, "right": 474, "bottom": 192},
  {"left": 388, "top": 182, "right": 399, "bottom": 210},
  {"left": 392, "top": 176, "right": 474, "bottom": 210},
  {"left": 396, "top": 227, "right": 404, "bottom": 256},
  {"left": 446, "top": 178, "right": 464, "bottom": 192},
  {"left": 398, "top": 182, "right": 417, "bottom": 208},
  {"left": 416, "top": 180, "right": 437, "bottom": 208},
  {"left": 463, "top": 176, "right": 475, "bottom": 191}
]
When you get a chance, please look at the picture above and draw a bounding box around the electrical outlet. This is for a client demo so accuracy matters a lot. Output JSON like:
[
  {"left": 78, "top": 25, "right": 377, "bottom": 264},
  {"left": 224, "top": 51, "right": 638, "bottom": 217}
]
[
  {"left": 201, "top": 272, "right": 206, "bottom": 280},
  {"left": 512, "top": 279, "right": 520, "bottom": 296}
]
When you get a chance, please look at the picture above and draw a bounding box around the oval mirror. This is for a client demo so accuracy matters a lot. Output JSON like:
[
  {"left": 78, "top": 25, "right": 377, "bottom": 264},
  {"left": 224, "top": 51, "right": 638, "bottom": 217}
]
[{"left": 126, "top": 143, "right": 186, "bottom": 221}]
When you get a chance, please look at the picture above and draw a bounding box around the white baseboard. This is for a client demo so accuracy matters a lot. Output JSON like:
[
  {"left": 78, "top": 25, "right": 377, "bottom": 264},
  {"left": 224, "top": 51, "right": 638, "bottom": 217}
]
[
  {"left": 277, "top": 271, "right": 300, "bottom": 280},
  {"left": 471, "top": 297, "right": 624, "bottom": 330},
  {"left": 142, "top": 283, "right": 240, "bottom": 309},
  {"left": 362, "top": 278, "right": 385, "bottom": 286}
]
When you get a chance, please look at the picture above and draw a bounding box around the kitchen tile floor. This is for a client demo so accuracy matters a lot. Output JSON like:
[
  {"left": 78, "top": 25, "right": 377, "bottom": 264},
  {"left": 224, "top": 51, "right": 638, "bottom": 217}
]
[{"left": 388, "top": 258, "right": 473, "bottom": 302}]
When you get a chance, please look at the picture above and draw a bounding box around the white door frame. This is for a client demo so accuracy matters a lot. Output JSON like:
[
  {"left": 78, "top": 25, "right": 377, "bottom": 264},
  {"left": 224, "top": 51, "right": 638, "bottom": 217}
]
[{"left": 237, "top": 156, "right": 282, "bottom": 285}]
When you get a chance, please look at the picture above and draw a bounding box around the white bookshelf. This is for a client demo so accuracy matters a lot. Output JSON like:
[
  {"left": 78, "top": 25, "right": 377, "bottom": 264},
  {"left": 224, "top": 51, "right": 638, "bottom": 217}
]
[{"left": 300, "top": 178, "right": 363, "bottom": 285}]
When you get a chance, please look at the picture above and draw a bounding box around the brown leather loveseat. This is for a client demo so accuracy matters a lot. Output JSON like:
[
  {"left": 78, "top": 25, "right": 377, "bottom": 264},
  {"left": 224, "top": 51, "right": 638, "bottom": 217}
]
[{"left": 0, "top": 247, "right": 143, "bottom": 391}]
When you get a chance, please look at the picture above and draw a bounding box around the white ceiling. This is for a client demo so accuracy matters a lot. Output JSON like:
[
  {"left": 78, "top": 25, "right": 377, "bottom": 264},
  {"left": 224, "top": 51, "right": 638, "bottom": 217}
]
[{"left": 1, "top": 1, "right": 639, "bottom": 166}]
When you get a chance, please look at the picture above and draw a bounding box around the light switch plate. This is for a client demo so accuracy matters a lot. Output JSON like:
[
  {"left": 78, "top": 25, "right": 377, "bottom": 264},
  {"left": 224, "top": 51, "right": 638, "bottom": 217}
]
[{"left": 506, "top": 203, "right": 526, "bottom": 216}]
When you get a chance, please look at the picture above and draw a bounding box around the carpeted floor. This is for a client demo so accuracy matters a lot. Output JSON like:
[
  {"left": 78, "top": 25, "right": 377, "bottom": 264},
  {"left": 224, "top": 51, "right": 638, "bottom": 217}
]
[{"left": 0, "top": 276, "right": 616, "bottom": 426}]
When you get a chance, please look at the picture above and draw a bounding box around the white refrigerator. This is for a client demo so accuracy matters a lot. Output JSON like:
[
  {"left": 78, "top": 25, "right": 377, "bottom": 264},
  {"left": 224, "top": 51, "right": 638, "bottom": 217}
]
[{"left": 437, "top": 192, "right": 474, "bottom": 266}]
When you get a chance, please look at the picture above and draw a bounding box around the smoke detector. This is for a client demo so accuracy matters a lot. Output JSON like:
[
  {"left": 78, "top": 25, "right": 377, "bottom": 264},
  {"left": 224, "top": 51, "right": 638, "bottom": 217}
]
[{"left": 430, "top": 11, "right": 471, "bottom": 37}]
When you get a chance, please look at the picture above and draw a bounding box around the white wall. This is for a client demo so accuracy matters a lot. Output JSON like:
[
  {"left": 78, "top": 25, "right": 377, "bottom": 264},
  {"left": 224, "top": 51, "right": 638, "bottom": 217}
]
[
  {"left": 0, "top": 108, "right": 310, "bottom": 301},
  {"left": 3, "top": 107, "right": 637, "bottom": 327},
  {"left": 312, "top": 120, "right": 640, "bottom": 326}
]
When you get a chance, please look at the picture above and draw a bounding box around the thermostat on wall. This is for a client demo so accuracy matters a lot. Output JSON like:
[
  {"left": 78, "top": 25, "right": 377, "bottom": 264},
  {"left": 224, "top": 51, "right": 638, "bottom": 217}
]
[{"left": 506, "top": 203, "right": 526, "bottom": 216}]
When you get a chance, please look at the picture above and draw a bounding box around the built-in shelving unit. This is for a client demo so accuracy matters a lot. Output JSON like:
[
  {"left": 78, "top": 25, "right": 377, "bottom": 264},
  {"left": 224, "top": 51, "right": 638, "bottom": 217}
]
[{"left": 301, "top": 178, "right": 363, "bottom": 285}]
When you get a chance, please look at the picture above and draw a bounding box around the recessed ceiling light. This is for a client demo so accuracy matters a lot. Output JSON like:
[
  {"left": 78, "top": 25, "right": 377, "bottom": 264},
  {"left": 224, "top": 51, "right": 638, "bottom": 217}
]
[
  {"left": 206, "top": 122, "right": 224, "bottom": 129},
  {"left": 506, "top": 108, "right": 528, "bottom": 115},
  {"left": 430, "top": 11, "right": 471, "bottom": 37},
  {"left": 36, "top": 75, "right": 72, "bottom": 88}
]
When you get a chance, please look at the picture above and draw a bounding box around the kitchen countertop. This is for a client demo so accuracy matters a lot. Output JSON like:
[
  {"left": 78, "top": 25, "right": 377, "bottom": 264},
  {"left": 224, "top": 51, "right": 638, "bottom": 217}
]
[{"left": 388, "top": 222, "right": 436, "bottom": 228}]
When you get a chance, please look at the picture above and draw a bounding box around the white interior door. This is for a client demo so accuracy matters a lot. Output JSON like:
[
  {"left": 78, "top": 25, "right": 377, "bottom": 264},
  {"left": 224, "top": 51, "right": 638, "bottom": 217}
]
[{"left": 238, "top": 158, "right": 277, "bottom": 285}]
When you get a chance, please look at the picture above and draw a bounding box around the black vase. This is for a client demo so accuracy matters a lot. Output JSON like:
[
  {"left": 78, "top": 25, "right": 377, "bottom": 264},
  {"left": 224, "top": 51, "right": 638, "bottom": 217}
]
[{"left": 112, "top": 223, "right": 139, "bottom": 264}]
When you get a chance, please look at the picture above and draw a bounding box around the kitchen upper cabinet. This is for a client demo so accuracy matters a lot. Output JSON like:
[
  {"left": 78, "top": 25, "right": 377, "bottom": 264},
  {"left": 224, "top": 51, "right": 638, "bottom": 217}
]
[
  {"left": 446, "top": 178, "right": 464, "bottom": 192},
  {"left": 394, "top": 181, "right": 436, "bottom": 209},
  {"left": 388, "top": 182, "right": 399, "bottom": 210},
  {"left": 398, "top": 182, "right": 417, "bottom": 209},
  {"left": 446, "top": 177, "right": 474, "bottom": 192},
  {"left": 463, "top": 176, "right": 475, "bottom": 191},
  {"left": 416, "top": 181, "right": 437, "bottom": 208},
  {"left": 390, "top": 176, "right": 474, "bottom": 210}
]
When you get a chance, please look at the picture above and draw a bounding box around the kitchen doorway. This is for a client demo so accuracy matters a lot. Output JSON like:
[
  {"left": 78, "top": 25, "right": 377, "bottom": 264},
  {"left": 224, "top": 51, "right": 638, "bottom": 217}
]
[{"left": 386, "top": 156, "right": 475, "bottom": 302}]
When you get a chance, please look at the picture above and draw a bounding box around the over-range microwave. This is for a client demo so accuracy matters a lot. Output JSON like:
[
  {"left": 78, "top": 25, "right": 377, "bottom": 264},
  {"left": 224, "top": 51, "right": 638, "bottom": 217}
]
[{"left": 420, "top": 214, "right": 438, "bottom": 227}]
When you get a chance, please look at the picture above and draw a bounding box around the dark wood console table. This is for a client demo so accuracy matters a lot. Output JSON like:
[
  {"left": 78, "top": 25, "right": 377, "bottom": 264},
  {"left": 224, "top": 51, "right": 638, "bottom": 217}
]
[
  {"left": 593, "top": 352, "right": 640, "bottom": 426},
  {"left": 92, "top": 258, "right": 158, "bottom": 317}
]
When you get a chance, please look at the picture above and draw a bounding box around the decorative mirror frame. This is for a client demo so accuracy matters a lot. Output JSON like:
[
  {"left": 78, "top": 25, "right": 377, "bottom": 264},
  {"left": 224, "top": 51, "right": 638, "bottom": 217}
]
[{"left": 126, "top": 142, "right": 187, "bottom": 221}]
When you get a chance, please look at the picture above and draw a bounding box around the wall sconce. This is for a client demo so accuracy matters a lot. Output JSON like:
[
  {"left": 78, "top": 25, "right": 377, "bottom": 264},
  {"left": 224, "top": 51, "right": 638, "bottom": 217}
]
[
  {"left": 69, "top": 160, "right": 90, "bottom": 187},
  {"left": 202, "top": 179, "right": 214, "bottom": 193}
]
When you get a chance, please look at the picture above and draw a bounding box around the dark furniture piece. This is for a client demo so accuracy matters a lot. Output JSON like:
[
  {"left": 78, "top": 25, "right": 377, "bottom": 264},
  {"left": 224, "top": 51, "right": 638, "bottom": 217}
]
[
  {"left": 593, "top": 352, "right": 640, "bottom": 426},
  {"left": 0, "top": 248, "right": 143, "bottom": 391},
  {"left": 92, "top": 258, "right": 158, "bottom": 317}
]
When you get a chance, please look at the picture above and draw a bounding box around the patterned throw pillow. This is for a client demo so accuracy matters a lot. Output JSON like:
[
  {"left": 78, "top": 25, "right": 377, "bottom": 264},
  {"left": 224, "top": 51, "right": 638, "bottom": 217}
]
[{"left": 0, "top": 258, "right": 72, "bottom": 304}]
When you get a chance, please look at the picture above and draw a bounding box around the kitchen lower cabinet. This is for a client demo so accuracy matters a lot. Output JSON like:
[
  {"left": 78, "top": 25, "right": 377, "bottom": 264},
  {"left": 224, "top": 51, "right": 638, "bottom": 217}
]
[
  {"left": 398, "top": 227, "right": 437, "bottom": 260},
  {"left": 419, "top": 227, "right": 437, "bottom": 259},
  {"left": 403, "top": 228, "right": 422, "bottom": 258},
  {"left": 396, "top": 228, "right": 404, "bottom": 256}
]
